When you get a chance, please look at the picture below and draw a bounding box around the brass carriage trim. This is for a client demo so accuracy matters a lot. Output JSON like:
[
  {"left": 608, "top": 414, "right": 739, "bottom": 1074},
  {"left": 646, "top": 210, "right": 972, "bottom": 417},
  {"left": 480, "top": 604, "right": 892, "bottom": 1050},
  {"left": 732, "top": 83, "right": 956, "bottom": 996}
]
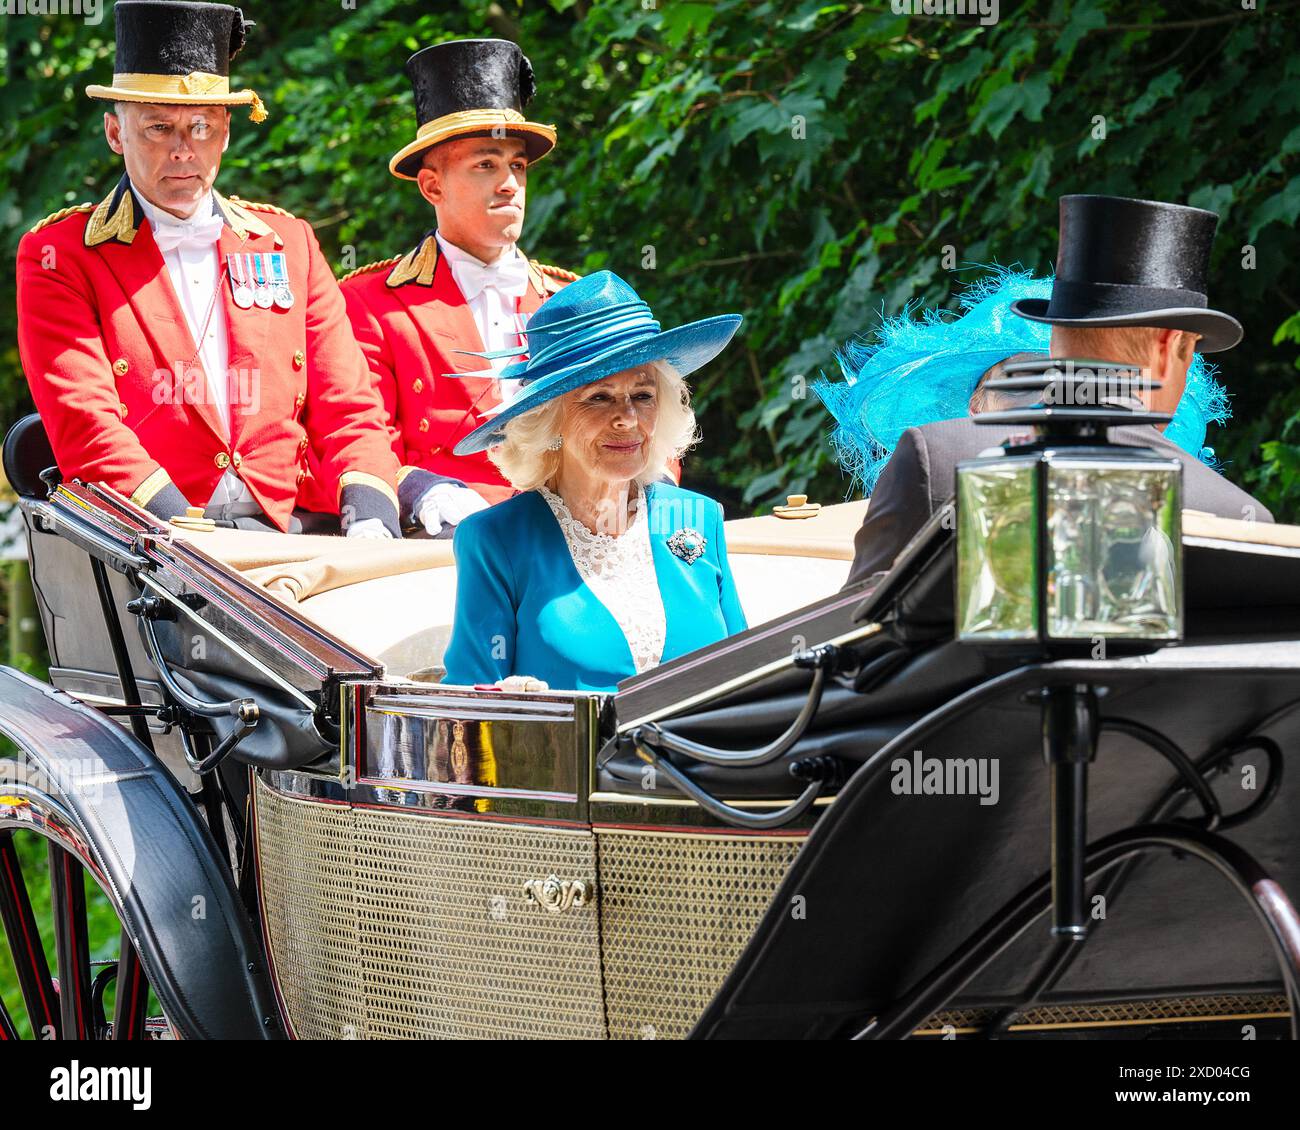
[{"left": 522, "top": 874, "right": 592, "bottom": 914}]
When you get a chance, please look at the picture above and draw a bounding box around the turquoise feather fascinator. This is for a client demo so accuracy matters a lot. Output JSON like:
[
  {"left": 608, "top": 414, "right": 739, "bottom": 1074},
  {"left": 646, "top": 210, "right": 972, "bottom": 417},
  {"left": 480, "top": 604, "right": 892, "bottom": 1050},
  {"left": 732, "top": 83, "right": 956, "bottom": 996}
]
[{"left": 814, "top": 267, "right": 1230, "bottom": 494}]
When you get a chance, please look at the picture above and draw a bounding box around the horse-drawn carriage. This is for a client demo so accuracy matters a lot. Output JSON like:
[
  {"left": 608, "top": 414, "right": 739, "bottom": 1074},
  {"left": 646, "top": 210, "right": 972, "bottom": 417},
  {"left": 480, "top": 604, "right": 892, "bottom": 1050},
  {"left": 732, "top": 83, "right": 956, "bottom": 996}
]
[{"left": 2, "top": 398, "right": 1299, "bottom": 1041}]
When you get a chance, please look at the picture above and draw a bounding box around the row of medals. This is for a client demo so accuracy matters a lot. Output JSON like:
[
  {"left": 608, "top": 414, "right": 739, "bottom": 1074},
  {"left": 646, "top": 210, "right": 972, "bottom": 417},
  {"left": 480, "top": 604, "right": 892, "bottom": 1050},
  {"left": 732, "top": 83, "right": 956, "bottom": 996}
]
[{"left": 227, "top": 252, "right": 295, "bottom": 311}]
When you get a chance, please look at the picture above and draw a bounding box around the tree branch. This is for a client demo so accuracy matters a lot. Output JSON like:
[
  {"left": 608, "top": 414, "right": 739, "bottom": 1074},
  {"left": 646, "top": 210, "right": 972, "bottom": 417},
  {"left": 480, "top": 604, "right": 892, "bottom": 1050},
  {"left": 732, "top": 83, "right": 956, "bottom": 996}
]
[{"left": 668, "top": 250, "right": 800, "bottom": 276}]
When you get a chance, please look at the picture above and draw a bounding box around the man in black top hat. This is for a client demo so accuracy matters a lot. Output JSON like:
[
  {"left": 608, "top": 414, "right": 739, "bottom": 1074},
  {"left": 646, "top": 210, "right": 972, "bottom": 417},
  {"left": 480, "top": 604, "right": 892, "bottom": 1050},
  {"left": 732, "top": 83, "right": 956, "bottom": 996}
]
[
  {"left": 846, "top": 194, "right": 1272, "bottom": 588},
  {"left": 16, "top": 0, "right": 441, "bottom": 537},
  {"left": 306, "top": 38, "right": 581, "bottom": 534}
]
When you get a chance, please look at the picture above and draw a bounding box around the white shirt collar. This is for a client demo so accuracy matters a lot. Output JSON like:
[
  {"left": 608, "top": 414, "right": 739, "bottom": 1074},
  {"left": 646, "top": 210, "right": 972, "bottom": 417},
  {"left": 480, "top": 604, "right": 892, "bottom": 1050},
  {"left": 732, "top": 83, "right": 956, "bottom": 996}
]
[
  {"left": 435, "top": 230, "right": 520, "bottom": 270},
  {"left": 137, "top": 190, "right": 218, "bottom": 233}
]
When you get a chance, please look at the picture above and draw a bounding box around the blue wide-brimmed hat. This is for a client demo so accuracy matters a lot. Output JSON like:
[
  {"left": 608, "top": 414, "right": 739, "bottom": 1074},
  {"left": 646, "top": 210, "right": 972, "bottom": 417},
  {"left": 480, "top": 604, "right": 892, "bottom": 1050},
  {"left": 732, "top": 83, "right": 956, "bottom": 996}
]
[{"left": 453, "top": 270, "right": 742, "bottom": 455}]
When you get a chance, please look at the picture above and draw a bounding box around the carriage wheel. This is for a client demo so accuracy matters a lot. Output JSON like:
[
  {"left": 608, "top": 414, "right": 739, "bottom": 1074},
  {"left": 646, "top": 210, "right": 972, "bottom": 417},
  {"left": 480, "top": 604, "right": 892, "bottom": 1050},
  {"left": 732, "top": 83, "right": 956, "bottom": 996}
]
[{"left": 0, "top": 827, "right": 165, "bottom": 1040}]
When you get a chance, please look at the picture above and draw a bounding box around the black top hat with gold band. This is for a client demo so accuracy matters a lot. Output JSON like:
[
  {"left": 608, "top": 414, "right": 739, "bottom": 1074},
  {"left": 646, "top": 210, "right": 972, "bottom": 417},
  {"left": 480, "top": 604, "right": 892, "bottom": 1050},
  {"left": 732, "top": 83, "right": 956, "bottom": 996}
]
[
  {"left": 389, "top": 38, "right": 556, "bottom": 181},
  {"left": 85, "top": 0, "right": 267, "bottom": 123}
]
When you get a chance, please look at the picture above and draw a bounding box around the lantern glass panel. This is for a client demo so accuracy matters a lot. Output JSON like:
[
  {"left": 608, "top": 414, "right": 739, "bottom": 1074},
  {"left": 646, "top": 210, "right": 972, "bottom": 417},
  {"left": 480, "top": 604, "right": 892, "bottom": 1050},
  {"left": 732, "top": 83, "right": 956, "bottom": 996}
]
[
  {"left": 956, "top": 461, "right": 1038, "bottom": 640},
  {"left": 1045, "top": 460, "right": 1181, "bottom": 640}
]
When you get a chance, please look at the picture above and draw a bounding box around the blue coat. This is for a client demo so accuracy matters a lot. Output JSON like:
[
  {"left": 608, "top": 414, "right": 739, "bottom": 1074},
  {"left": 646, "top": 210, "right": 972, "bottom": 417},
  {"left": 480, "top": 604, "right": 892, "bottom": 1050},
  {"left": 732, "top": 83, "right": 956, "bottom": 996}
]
[{"left": 443, "top": 482, "right": 748, "bottom": 692}]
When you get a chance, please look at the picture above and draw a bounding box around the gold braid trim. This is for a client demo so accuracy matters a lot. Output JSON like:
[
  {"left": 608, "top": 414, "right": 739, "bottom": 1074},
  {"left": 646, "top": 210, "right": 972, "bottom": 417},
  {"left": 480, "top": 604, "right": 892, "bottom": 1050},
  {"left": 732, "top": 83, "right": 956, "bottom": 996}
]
[
  {"left": 338, "top": 470, "right": 399, "bottom": 511},
  {"left": 530, "top": 259, "right": 579, "bottom": 296},
  {"left": 129, "top": 467, "right": 173, "bottom": 509},
  {"left": 227, "top": 196, "right": 294, "bottom": 218},
  {"left": 536, "top": 262, "right": 580, "bottom": 281},
  {"left": 85, "top": 189, "right": 136, "bottom": 247},
  {"left": 30, "top": 203, "right": 95, "bottom": 234},
  {"left": 340, "top": 255, "right": 403, "bottom": 284},
  {"left": 386, "top": 235, "right": 439, "bottom": 288}
]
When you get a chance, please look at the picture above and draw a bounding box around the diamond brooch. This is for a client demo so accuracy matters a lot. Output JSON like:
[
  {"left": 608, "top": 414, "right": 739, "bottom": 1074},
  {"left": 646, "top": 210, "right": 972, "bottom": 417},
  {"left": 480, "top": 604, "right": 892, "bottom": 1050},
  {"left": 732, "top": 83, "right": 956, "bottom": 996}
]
[{"left": 667, "top": 527, "right": 706, "bottom": 565}]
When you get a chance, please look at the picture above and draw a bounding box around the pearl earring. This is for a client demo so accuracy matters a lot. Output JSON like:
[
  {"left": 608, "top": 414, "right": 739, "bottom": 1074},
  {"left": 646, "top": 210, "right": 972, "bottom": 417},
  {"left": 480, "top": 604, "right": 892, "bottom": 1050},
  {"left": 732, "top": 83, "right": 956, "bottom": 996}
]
[{"left": 546, "top": 435, "right": 563, "bottom": 451}]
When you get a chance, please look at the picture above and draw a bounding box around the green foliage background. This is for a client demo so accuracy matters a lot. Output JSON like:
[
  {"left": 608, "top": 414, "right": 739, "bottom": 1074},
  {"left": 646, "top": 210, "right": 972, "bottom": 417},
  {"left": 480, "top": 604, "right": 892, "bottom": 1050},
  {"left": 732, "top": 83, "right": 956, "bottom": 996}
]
[{"left": 2, "top": 0, "right": 1300, "bottom": 516}]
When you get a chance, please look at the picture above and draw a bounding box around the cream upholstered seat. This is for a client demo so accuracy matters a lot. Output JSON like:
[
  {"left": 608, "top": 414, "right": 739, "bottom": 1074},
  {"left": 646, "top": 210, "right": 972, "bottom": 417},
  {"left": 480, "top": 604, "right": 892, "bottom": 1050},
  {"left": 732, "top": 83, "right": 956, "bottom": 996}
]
[
  {"left": 177, "top": 503, "right": 866, "bottom": 677},
  {"left": 182, "top": 505, "right": 1300, "bottom": 679}
]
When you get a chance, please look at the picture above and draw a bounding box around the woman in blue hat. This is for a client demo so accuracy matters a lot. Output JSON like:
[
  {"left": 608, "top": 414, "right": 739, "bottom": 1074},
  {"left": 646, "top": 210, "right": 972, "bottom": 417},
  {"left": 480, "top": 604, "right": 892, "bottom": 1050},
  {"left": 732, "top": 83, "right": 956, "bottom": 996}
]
[{"left": 442, "top": 271, "right": 748, "bottom": 692}]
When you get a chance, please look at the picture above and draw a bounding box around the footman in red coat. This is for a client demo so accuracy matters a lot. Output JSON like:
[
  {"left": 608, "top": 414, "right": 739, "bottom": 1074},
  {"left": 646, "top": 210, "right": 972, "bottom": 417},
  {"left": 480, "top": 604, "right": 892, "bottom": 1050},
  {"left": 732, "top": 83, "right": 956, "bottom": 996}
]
[
  {"left": 302, "top": 38, "right": 579, "bottom": 536},
  {"left": 16, "top": 1, "right": 443, "bottom": 537}
]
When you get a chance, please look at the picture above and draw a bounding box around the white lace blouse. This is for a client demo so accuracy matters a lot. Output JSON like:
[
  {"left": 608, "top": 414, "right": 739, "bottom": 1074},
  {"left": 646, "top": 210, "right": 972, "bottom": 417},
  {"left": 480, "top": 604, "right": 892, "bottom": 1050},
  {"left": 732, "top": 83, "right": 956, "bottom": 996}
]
[{"left": 536, "top": 485, "right": 667, "bottom": 674}]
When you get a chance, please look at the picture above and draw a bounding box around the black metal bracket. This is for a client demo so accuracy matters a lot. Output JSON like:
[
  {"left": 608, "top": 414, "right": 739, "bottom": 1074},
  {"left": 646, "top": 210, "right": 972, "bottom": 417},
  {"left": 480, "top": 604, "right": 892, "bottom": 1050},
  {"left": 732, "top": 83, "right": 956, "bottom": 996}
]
[
  {"left": 618, "top": 645, "right": 843, "bottom": 831},
  {"left": 127, "top": 594, "right": 260, "bottom": 775},
  {"left": 854, "top": 823, "right": 1300, "bottom": 1041},
  {"left": 630, "top": 739, "right": 825, "bottom": 831},
  {"left": 632, "top": 643, "right": 841, "bottom": 770},
  {"left": 984, "top": 728, "right": 1283, "bottom": 1037},
  {"left": 1039, "top": 684, "right": 1099, "bottom": 938}
]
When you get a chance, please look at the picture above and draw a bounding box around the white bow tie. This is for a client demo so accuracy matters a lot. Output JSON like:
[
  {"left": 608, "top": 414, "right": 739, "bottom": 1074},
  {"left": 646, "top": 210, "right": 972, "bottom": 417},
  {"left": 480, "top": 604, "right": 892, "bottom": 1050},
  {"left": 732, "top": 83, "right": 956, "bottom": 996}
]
[
  {"left": 455, "top": 254, "right": 530, "bottom": 302},
  {"left": 152, "top": 212, "right": 225, "bottom": 253}
]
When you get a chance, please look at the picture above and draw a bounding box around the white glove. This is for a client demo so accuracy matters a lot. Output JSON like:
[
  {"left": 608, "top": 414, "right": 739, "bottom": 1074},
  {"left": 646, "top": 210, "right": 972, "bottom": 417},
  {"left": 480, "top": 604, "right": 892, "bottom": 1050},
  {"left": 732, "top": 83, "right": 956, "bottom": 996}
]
[
  {"left": 495, "top": 675, "right": 550, "bottom": 693},
  {"left": 345, "top": 517, "right": 394, "bottom": 540},
  {"left": 417, "top": 483, "right": 491, "bottom": 537}
]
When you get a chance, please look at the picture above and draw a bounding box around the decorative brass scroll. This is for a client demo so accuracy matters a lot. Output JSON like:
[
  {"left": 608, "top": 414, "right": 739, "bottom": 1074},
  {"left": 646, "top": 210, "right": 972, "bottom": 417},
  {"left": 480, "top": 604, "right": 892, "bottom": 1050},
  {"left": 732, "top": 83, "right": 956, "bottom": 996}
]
[{"left": 522, "top": 874, "right": 591, "bottom": 914}]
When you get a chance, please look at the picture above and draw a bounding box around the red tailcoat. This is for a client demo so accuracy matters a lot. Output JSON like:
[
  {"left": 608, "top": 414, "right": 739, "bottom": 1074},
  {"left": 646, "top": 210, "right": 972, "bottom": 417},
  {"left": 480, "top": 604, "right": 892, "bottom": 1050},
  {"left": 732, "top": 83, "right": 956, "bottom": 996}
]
[
  {"left": 16, "top": 176, "right": 402, "bottom": 531},
  {"left": 304, "top": 232, "right": 575, "bottom": 510}
]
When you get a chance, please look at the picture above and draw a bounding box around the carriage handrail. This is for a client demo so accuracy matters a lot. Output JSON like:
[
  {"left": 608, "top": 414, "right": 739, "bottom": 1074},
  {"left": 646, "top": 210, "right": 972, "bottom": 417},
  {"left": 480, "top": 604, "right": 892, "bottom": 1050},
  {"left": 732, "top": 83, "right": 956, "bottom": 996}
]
[
  {"left": 627, "top": 737, "right": 826, "bottom": 830},
  {"left": 134, "top": 572, "right": 317, "bottom": 711},
  {"left": 629, "top": 643, "right": 841, "bottom": 769}
]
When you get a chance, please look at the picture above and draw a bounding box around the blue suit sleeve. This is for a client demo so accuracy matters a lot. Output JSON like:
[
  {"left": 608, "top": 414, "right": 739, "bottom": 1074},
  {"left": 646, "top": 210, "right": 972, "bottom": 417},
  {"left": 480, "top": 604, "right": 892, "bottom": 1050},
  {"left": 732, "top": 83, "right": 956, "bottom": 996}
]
[
  {"left": 442, "top": 515, "right": 517, "bottom": 685},
  {"left": 712, "top": 501, "right": 748, "bottom": 634}
]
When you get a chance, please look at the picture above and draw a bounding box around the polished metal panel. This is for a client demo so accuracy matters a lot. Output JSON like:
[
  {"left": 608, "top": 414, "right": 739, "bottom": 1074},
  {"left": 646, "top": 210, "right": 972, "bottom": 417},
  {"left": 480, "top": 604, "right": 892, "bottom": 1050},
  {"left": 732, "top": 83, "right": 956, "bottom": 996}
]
[
  {"left": 358, "top": 684, "right": 600, "bottom": 820},
  {"left": 589, "top": 792, "right": 829, "bottom": 832}
]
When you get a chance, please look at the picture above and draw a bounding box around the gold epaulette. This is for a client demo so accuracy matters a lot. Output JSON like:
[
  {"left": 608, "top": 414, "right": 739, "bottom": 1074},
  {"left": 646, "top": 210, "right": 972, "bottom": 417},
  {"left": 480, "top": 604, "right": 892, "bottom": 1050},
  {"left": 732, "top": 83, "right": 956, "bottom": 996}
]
[
  {"left": 227, "top": 196, "right": 295, "bottom": 218},
  {"left": 340, "top": 255, "right": 403, "bottom": 284},
  {"left": 30, "top": 203, "right": 95, "bottom": 234}
]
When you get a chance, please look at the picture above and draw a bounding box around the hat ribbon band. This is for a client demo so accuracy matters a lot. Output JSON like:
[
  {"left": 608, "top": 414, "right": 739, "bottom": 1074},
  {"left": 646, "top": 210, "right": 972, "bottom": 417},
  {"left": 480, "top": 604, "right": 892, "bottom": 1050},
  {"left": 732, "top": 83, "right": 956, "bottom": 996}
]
[
  {"left": 523, "top": 310, "right": 662, "bottom": 373},
  {"left": 1048, "top": 278, "right": 1208, "bottom": 314},
  {"left": 416, "top": 107, "right": 526, "bottom": 140},
  {"left": 113, "top": 71, "right": 230, "bottom": 96}
]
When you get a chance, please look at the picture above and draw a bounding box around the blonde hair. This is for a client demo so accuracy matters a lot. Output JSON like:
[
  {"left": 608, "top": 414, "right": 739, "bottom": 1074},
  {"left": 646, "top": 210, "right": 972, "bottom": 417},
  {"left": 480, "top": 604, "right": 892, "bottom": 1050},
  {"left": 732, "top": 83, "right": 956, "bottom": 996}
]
[{"left": 489, "top": 361, "right": 699, "bottom": 492}]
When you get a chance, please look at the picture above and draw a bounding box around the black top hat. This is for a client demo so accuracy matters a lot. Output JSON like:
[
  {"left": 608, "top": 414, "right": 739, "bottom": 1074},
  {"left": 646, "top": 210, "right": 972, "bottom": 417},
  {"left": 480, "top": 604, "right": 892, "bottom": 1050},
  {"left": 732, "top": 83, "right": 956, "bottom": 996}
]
[
  {"left": 85, "top": 1, "right": 266, "bottom": 122},
  {"left": 389, "top": 38, "right": 556, "bottom": 181},
  {"left": 1010, "top": 195, "right": 1242, "bottom": 353}
]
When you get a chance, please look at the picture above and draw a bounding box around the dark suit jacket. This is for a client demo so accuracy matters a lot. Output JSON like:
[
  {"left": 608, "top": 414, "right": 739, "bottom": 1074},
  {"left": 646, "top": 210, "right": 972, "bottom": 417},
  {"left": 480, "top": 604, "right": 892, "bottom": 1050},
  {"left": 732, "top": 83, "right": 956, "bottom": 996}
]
[{"left": 847, "top": 418, "right": 1273, "bottom": 587}]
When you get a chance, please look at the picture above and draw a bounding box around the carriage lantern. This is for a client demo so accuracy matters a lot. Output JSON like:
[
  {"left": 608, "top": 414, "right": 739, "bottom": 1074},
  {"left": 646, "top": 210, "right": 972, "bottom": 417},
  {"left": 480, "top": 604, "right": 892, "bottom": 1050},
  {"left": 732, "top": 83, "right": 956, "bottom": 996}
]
[{"left": 955, "top": 356, "right": 1183, "bottom": 650}]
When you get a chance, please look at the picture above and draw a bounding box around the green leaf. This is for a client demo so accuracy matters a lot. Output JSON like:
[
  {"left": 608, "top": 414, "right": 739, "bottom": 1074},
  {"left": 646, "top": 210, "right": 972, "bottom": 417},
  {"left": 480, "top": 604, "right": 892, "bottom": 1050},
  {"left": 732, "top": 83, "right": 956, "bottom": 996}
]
[
  {"left": 1127, "top": 69, "right": 1181, "bottom": 122},
  {"left": 1056, "top": 1, "right": 1107, "bottom": 59},
  {"left": 972, "top": 72, "right": 1051, "bottom": 139},
  {"left": 1250, "top": 176, "right": 1300, "bottom": 239},
  {"left": 1273, "top": 312, "right": 1300, "bottom": 347},
  {"left": 660, "top": 2, "right": 715, "bottom": 49},
  {"left": 1187, "top": 183, "right": 1235, "bottom": 219}
]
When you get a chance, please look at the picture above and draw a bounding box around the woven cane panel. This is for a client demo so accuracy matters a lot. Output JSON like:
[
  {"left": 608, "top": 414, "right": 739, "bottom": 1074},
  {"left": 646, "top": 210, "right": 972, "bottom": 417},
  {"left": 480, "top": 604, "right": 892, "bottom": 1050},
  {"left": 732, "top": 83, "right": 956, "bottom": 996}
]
[
  {"left": 256, "top": 776, "right": 604, "bottom": 1040},
  {"left": 597, "top": 830, "right": 804, "bottom": 1040},
  {"left": 352, "top": 809, "right": 604, "bottom": 1039},
  {"left": 255, "top": 780, "right": 368, "bottom": 1039},
  {"left": 921, "top": 993, "right": 1292, "bottom": 1034}
]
